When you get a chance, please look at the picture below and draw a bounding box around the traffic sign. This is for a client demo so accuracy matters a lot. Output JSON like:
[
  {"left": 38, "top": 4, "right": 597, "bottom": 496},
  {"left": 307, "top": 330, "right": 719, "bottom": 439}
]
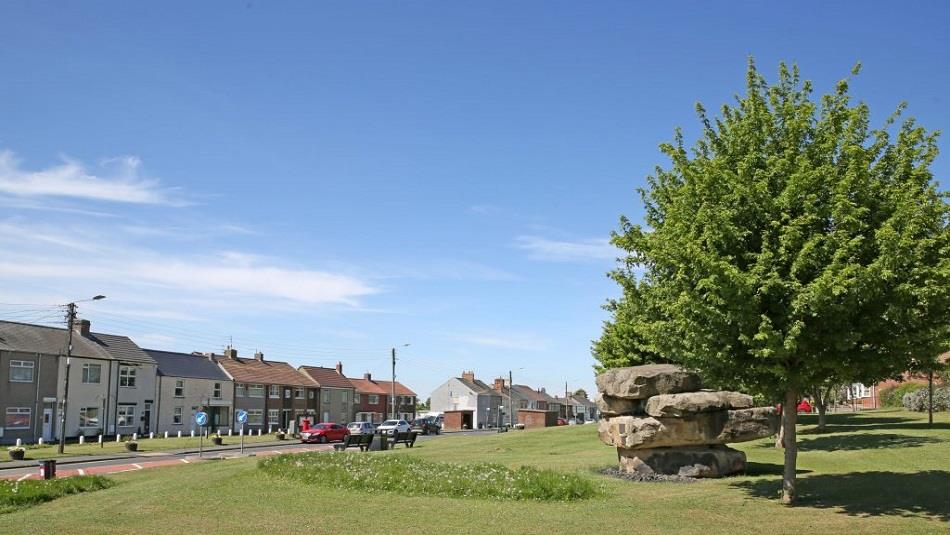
[
  {"left": 195, "top": 411, "right": 209, "bottom": 426},
  {"left": 236, "top": 409, "right": 248, "bottom": 424}
]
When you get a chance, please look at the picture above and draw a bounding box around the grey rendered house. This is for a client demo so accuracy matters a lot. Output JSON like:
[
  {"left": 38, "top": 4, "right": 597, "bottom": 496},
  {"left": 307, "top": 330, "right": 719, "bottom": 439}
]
[
  {"left": 0, "top": 319, "right": 157, "bottom": 444},
  {"left": 429, "top": 371, "right": 503, "bottom": 429},
  {"left": 146, "top": 349, "right": 234, "bottom": 435},
  {"left": 299, "top": 363, "right": 355, "bottom": 424}
]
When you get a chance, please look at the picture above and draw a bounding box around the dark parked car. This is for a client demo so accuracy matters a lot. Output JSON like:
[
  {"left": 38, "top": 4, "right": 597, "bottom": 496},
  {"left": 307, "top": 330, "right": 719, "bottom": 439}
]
[
  {"left": 410, "top": 417, "right": 440, "bottom": 435},
  {"left": 300, "top": 423, "right": 349, "bottom": 443}
]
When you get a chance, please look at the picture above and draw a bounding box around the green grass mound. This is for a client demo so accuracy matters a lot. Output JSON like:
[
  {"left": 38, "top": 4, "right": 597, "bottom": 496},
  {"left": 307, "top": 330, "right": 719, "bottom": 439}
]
[
  {"left": 259, "top": 451, "right": 599, "bottom": 501},
  {"left": 0, "top": 476, "right": 114, "bottom": 514}
]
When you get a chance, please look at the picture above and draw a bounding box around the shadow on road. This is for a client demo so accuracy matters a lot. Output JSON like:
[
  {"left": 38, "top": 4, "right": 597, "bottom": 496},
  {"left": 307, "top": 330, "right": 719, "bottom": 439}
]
[{"left": 731, "top": 471, "right": 950, "bottom": 520}]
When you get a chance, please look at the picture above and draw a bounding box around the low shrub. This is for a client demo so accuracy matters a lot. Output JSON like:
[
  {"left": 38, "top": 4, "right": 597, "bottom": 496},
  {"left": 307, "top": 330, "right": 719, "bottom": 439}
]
[
  {"left": 259, "top": 452, "right": 599, "bottom": 502},
  {"left": 880, "top": 383, "right": 926, "bottom": 408},
  {"left": 902, "top": 387, "right": 950, "bottom": 412},
  {"left": 0, "top": 476, "right": 114, "bottom": 514}
]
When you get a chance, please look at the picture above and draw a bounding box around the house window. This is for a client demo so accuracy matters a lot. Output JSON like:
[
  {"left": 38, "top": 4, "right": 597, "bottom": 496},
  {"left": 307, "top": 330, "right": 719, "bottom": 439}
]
[
  {"left": 5, "top": 407, "right": 30, "bottom": 429},
  {"left": 342, "top": 391, "right": 348, "bottom": 403},
  {"left": 322, "top": 390, "right": 330, "bottom": 403},
  {"left": 284, "top": 388, "right": 291, "bottom": 399},
  {"left": 79, "top": 407, "right": 100, "bottom": 428},
  {"left": 117, "top": 405, "right": 136, "bottom": 427},
  {"left": 9, "top": 360, "right": 34, "bottom": 383},
  {"left": 247, "top": 409, "right": 263, "bottom": 425},
  {"left": 119, "top": 366, "right": 137, "bottom": 388},
  {"left": 308, "top": 390, "right": 315, "bottom": 399},
  {"left": 249, "top": 384, "right": 264, "bottom": 398},
  {"left": 174, "top": 380, "right": 184, "bottom": 397},
  {"left": 269, "top": 385, "right": 279, "bottom": 398},
  {"left": 235, "top": 383, "right": 247, "bottom": 397},
  {"left": 369, "top": 394, "right": 379, "bottom": 404},
  {"left": 294, "top": 388, "right": 304, "bottom": 399},
  {"left": 267, "top": 409, "right": 279, "bottom": 423},
  {"left": 82, "top": 363, "right": 101, "bottom": 384},
  {"left": 213, "top": 383, "right": 222, "bottom": 399},
  {"left": 354, "top": 393, "right": 361, "bottom": 404},
  {"left": 172, "top": 407, "right": 183, "bottom": 425}
]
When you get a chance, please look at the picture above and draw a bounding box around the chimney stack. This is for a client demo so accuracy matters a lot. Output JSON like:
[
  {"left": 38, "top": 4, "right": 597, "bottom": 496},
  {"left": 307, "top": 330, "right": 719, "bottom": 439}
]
[
  {"left": 363, "top": 372, "right": 372, "bottom": 381},
  {"left": 224, "top": 346, "right": 238, "bottom": 359},
  {"left": 461, "top": 370, "right": 475, "bottom": 382},
  {"left": 254, "top": 351, "right": 264, "bottom": 362},
  {"left": 335, "top": 361, "right": 343, "bottom": 375},
  {"left": 493, "top": 377, "right": 506, "bottom": 392},
  {"left": 73, "top": 319, "right": 91, "bottom": 337}
]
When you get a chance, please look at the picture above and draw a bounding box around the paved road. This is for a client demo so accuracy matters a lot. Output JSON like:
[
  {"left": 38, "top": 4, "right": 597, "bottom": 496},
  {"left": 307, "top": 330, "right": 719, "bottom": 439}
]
[{"left": 0, "top": 430, "right": 474, "bottom": 481}]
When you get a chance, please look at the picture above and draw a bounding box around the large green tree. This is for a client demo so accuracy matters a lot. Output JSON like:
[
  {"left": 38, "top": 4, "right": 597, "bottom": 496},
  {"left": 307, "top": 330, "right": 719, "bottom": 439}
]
[{"left": 598, "top": 60, "right": 950, "bottom": 503}]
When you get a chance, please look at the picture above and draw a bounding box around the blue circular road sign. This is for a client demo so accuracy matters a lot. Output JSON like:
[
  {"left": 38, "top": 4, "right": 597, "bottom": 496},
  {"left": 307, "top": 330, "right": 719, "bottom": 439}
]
[
  {"left": 195, "top": 411, "right": 209, "bottom": 426},
  {"left": 235, "top": 409, "right": 248, "bottom": 424}
]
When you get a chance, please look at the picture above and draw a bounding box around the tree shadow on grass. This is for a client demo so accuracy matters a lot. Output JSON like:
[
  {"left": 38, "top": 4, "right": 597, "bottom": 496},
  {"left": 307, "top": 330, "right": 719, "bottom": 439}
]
[
  {"left": 743, "top": 462, "right": 812, "bottom": 477},
  {"left": 732, "top": 471, "right": 950, "bottom": 520},
  {"left": 797, "top": 433, "right": 941, "bottom": 451}
]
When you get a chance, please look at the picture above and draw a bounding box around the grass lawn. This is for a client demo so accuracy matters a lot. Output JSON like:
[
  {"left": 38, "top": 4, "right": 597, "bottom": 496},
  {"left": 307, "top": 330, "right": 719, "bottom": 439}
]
[
  {"left": 2, "top": 433, "right": 284, "bottom": 462},
  {"left": 0, "top": 409, "right": 946, "bottom": 534}
]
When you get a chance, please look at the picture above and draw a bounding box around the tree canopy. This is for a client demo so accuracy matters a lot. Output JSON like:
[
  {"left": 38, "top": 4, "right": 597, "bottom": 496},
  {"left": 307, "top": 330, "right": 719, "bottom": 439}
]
[{"left": 595, "top": 59, "right": 950, "bottom": 502}]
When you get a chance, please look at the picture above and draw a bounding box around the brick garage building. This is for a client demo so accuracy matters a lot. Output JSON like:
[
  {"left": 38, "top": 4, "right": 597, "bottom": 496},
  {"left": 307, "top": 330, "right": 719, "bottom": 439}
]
[
  {"left": 517, "top": 409, "right": 557, "bottom": 428},
  {"left": 442, "top": 409, "right": 474, "bottom": 431}
]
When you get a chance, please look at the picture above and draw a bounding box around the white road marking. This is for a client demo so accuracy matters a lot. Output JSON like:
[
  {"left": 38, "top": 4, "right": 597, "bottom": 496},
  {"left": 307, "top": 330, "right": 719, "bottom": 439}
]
[
  {"left": 17, "top": 473, "right": 31, "bottom": 482},
  {"left": 132, "top": 463, "right": 143, "bottom": 470},
  {"left": 180, "top": 459, "right": 190, "bottom": 463},
  {"left": 77, "top": 469, "right": 86, "bottom": 476}
]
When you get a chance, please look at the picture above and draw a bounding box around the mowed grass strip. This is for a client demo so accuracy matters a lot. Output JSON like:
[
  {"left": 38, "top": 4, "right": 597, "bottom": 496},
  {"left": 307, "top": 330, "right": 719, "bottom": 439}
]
[
  {"left": 259, "top": 451, "right": 600, "bottom": 501},
  {"left": 0, "top": 476, "right": 113, "bottom": 514},
  {"left": 1, "top": 433, "right": 284, "bottom": 462}
]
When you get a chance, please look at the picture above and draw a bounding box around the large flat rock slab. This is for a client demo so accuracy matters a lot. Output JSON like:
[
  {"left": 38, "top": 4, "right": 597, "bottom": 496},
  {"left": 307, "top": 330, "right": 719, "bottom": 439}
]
[
  {"left": 645, "top": 391, "right": 753, "bottom": 417},
  {"left": 595, "top": 364, "right": 702, "bottom": 400},
  {"left": 599, "top": 407, "right": 778, "bottom": 449},
  {"left": 595, "top": 394, "right": 646, "bottom": 417},
  {"left": 617, "top": 445, "right": 747, "bottom": 478}
]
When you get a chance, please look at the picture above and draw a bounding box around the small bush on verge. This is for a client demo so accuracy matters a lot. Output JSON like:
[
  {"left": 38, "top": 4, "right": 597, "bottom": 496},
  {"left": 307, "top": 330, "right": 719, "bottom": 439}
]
[
  {"left": 258, "top": 452, "right": 599, "bottom": 501},
  {"left": 903, "top": 387, "right": 950, "bottom": 412}
]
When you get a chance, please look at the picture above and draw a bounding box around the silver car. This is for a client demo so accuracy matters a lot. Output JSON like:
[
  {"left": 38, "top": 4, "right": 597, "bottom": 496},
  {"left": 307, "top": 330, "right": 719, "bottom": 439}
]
[{"left": 347, "top": 421, "right": 376, "bottom": 435}]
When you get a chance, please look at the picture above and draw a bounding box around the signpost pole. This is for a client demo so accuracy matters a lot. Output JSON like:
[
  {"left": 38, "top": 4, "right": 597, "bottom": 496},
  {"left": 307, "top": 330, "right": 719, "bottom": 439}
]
[{"left": 240, "top": 423, "right": 245, "bottom": 454}]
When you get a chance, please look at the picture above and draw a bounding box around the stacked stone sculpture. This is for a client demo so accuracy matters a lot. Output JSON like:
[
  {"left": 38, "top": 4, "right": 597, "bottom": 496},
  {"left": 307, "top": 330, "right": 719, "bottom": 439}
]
[{"left": 596, "top": 364, "right": 779, "bottom": 478}]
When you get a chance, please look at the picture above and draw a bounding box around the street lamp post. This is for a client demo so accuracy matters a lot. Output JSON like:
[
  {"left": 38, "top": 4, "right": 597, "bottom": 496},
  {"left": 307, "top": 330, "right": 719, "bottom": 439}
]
[{"left": 58, "top": 295, "right": 106, "bottom": 454}]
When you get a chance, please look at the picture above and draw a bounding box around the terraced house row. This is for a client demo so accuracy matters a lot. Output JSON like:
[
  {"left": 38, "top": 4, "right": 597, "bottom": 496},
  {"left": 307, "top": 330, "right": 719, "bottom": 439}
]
[{"left": 0, "top": 320, "right": 417, "bottom": 445}]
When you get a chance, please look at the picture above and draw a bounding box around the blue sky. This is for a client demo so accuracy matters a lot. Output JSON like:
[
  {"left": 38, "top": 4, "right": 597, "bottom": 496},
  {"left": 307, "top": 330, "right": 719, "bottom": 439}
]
[{"left": 0, "top": 2, "right": 947, "bottom": 400}]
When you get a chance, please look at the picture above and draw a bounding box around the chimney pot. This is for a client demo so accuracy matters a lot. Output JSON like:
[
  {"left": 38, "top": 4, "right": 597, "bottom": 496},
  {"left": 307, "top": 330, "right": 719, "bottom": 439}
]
[
  {"left": 335, "top": 361, "right": 343, "bottom": 375},
  {"left": 254, "top": 351, "right": 264, "bottom": 361},
  {"left": 493, "top": 378, "right": 505, "bottom": 392},
  {"left": 461, "top": 370, "right": 475, "bottom": 382},
  {"left": 225, "top": 347, "right": 238, "bottom": 359},
  {"left": 363, "top": 372, "right": 371, "bottom": 381}
]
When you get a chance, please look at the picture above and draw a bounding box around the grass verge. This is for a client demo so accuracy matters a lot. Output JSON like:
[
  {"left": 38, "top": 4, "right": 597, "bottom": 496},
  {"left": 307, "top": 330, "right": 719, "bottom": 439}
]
[
  {"left": 259, "top": 451, "right": 600, "bottom": 501},
  {"left": 0, "top": 476, "right": 113, "bottom": 515}
]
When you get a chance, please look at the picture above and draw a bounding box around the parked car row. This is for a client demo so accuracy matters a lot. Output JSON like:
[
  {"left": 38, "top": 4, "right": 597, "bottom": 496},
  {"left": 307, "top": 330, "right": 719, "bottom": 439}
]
[{"left": 301, "top": 419, "right": 430, "bottom": 444}]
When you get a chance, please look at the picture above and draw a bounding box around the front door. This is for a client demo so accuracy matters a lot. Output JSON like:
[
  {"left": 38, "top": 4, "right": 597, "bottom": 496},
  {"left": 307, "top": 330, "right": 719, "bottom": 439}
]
[
  {"left": 42, "top": 408, "right": 53, "bottom": 442},
  {"left": 143, "top": 402, "right": 152, "bottom": 433}
]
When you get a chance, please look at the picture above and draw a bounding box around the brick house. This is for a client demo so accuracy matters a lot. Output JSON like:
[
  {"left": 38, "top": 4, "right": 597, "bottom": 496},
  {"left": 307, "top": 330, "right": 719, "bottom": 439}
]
[
  {"left": 299, "top": 363, "right": 355, "bottom": 424},
  {"left": 374, "top": 379, "right": 417, "bottom": 421},
  {"left": 214, "top": 348, "right": 318, "bottom": 432},
  {"left": 348, "top": 372, "right": 388, "bottom": 423}
]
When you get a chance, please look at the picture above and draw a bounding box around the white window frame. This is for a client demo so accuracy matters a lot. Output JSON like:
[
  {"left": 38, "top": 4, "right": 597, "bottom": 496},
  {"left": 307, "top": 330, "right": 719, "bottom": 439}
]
[
  {"left": 119, "top": 365, "right": 137, "bottom": 388},
  {"left": 269, "top": 385, "right": 280, "bottom": 398},
  {"left": 235, "top": 383, "right": 247, "bottom": 397},
  {"left": 81, "top": 363, "right": 101, "bottom": 384},
  {"left": 9, "top": 360, "right": 34, "bottom": 383},
  {"left": 308, "top": 390, "right": 315, "bottom": 399},
  {"left": 267, "top": 409, "right": 279, "bottom": 423},
  {"left": 172, "top": 407, "right": 183, "bottom": 425},
  {"left": 247, "top": 409, "right": 263, "bottom": 426},
  {"left": 369, "top": 394, "right": 379, "bottom": 404},
  {"left": 79, "top": 407, "right": 100, "bottom": 429},
  {"left": 213, "top": 382, "right": 222, "bottom": 399},
  {"left": 117, "top": 405, "right": 136, "bottom": 427},
  {"left": 322, "top": 390, "right": 330, "bottom": 403},
  {"left": 284, "top": 388, "right": 291, "bottom": 399},
  {"left": 5, "top": 407, "right": 31, "bottom": 429},
  {"left": 294, "top": 388, "right": 304, "bottom": 399},
  {"left": 174, "top": 379, "right": 184, "bottom": 397},
  {"left": 249, "top": 384, "right": 264, "bottom": 398}
]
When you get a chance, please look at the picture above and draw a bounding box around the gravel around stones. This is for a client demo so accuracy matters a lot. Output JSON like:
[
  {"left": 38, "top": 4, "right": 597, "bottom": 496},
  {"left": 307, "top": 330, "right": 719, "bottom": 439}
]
[{"left": 601, "top": 468, "right": 698, "bottom": 483}]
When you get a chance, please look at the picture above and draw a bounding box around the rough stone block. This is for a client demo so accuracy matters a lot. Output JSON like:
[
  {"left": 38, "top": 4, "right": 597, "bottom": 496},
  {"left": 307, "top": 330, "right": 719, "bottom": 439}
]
[
  {"left": 617, "top": 445, "right": 747, "bottom": 478},
  {"left": 645, "top": 391, "right": 754, "bottom": 417},
  {"left": 595, "top": 394, "right": 646, "bottom": 417},
  {"left": 599, "top": 407, "right": 778, "bottom": 449},
  {"left": 595, "top": 364, "right": 702, "bottom": 400}
]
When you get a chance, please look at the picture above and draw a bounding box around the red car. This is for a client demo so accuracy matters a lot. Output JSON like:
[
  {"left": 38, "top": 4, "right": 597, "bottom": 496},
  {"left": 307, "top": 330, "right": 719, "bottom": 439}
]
[
  {"left": 300, "top": 423, "right": 349, "bottom": 443},
  {"left": 556, "top": 418, "right": 568, "bottom": 426}
]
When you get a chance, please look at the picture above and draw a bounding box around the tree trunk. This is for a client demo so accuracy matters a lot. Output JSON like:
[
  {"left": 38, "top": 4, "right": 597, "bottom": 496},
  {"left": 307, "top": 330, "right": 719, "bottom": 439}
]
[
  {"left": 929, "top": 370, "right": 934, "bottom": 428},
  {"left": 782, "top": 388, "right": 798, "bottom": 505},
  {"left": 816, "top": 398, "right": 827, "bottom": 431},
  {"left": 774, "top": 404, "right": 785, "bottom": 448}
]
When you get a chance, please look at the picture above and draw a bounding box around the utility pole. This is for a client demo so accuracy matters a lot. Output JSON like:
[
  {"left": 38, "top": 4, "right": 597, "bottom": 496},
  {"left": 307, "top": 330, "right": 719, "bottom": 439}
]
[
  {"left": 58, "top": 303, "right": 76, "bottom": 454},
  {"left": 391, "top": 347, "right": 397, "bottom": 420},
  {"left": 508, "top": 370, "right": 513, "bottom": 427}
]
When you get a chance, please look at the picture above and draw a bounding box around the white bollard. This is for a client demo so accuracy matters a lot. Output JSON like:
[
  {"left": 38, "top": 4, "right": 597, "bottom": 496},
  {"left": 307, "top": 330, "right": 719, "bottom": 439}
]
[
  {"left": 98, "top": 434, "right": 103, "bottom": 445},
  {"left": 164, "top": 431, "right": 169, "bottom": 439},
  {"left": 38, "top": 438, "right": 44, "bottom": 446},
  {"left": 116, "top": 434, "right": 122, "bottom": 443},
  {"left": 15, "top": 438, "right": 21, "bottom": 447},
  {"left": 79, "top": 435, "right": 85, "bottom": 445},
  {"left": 257, "top": 429, "right": 262, "bottom": 437},
  {"left": 228, "top": 429, "right": 232, "bottom": 436},
  {"left": 177, "top": 431, "right": 182, "bottom": 438},
  {"left": 190, "top": 430, "right": 195, "bottom": 438},
  {"left": 149, "top": 432, "right": 154, "bottom": 439},
  {"left": 132, "top": 433, "right": 138, "bottom": 441}
]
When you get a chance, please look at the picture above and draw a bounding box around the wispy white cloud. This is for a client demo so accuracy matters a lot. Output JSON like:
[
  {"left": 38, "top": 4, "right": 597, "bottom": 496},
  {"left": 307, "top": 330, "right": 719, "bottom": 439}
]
[
  {"left": 0, "top": 150, "right": 187, "bottom": 206},
  {"left": 468, "top": 204, "right": 499, "bottom": 215},
  {"left": 515, "top": 235, "right": 616, "bottom": 262},
  {"left": 451, "top": 333, "right": 549, "bottom": 351}
]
